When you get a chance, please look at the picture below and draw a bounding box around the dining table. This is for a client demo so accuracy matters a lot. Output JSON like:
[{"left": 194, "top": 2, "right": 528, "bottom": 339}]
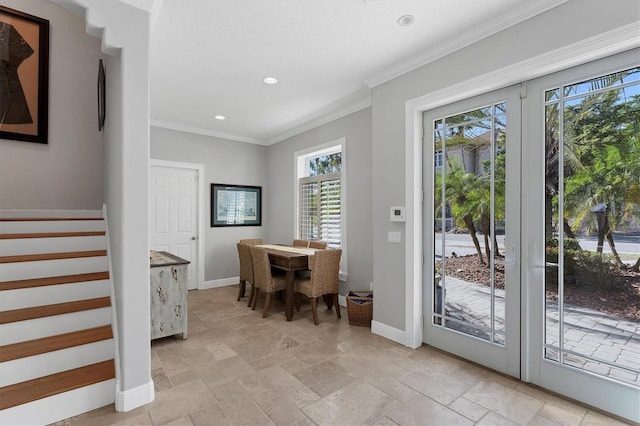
[{"left": 256, "top": 244, "right": 317, "bottom": 321}]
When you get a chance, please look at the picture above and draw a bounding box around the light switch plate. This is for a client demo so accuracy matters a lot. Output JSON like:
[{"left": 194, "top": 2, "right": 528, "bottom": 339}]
[{"left": 388, "top": 231, "right": 401, "bottom": 243}]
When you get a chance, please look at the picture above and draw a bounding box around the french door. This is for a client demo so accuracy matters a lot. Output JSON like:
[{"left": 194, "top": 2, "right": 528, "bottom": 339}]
[
  {"left": 423, "top": 86, "right": 522, "bottom": 378},
  {"left": 422, "top": 50, "right": 639, "bottom": 422},
  {"left": 523, "top": 51, "right": 639, "bottom": 422}
]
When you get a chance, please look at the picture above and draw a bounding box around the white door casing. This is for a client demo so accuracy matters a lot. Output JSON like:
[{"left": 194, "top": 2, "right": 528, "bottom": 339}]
[{"left": 150, "top": 160, "right": 204, "bottom": 290}]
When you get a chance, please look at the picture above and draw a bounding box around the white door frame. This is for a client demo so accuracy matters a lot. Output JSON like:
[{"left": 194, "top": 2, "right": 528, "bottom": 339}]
[
  {"left": 402, "top": 24, "right": 638, "bottom": 351},
  {"left": 150, "top": 159, "right": 205, "bottom": 290}
]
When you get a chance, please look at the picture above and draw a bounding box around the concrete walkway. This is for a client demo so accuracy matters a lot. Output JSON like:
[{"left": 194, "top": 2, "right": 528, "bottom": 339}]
[{"left": 440, "top": 277, "right": 640, "bottom": 386}]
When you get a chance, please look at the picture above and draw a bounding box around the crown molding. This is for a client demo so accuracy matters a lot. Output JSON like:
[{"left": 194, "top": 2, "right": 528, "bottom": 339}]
[
  {"left": 263, "top": 94, "right": 372, "bottom": 145},
  {"left": 150, "top": 119, "right": 265, "bottom": 145},
  {"left": 366, "top": 0, "right": 570, "bottom": 88}
]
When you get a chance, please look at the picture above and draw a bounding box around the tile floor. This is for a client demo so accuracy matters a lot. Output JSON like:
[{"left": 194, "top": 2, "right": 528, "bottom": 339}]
[{"left": 57, "top": 286, "right": 632, "bottom": 425}]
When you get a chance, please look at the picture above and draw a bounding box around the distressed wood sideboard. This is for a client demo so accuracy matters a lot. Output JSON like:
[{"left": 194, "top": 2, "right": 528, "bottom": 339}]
[{"left": 150, "top": 251, "right": 189, "bottom": 340}]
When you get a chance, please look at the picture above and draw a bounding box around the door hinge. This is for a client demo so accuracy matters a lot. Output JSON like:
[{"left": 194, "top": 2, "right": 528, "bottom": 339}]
[
  {"left": 194, "top": 175, "right": 199, "bottom": 181},
  {"left": 421, "top": 316, "right": 424, "bottom": 329},
  {"left": 421, "top": 252, "right": 424, "bottom": 266},
  {"left": 520, "top": 84, "right": 528, "bottom": 99},
  {"left": 421, "top": 126, "right": 425, "bottom": 140}
]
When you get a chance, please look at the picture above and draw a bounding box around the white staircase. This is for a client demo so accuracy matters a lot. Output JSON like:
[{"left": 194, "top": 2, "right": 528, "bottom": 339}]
[{"left": 0, "top": 210, "right": 118, "bottom": 425}]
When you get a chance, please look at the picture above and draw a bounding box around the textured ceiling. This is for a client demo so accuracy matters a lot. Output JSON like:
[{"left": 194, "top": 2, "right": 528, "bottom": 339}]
[{"left": 149, "top": 0, "right": 566, "bottom": 145}]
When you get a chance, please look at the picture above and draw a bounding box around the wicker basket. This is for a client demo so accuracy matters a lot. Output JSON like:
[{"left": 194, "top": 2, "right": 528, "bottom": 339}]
[{"left": 346, "top": 291, "right": 373, "bottom": 327}]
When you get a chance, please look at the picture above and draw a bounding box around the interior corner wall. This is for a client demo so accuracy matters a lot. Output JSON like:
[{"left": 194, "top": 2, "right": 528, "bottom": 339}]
[
  {"left": 265, "top": 107, "right": 373, "bottom": 295},
  {"left": 370, "top": 0, "right": 640, "bottom": 332},
  {"left": 0, "top": 0, "right": 104, "bottom": 210},
  {"left": 150, "top": 126, "right": 268, "bottom": 281}
]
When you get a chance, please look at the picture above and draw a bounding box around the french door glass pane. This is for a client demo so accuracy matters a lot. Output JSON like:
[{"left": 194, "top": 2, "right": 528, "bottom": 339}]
[
  {"left": 433, "top": 102, "right": 507, "bottom": 345},
  {"left": 544, "top": 66, "right": 640, "bottom": 385}
]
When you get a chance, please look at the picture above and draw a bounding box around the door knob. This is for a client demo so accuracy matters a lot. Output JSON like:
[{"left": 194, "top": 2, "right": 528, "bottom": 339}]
[{"left": 191, "top": 236, "right": 197, "bottom": 240}]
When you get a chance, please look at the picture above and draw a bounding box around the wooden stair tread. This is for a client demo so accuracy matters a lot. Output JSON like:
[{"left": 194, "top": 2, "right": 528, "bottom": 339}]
[
  {"left": 0, "top": 359, "right": 115, "bottom": 410},
  {"left": 0, "top": 250, "right": 107, "bottom": 264},
  {"left": 0, "top": 325, "right": 113, "bottom": 363},
  {"left": 0, "top": 218, "right": 103, "bottom": 221},
  {"left": 0, "top": 271, "right": 110, "bottom": 291},
  {"left": 0, "top": 297, "right": 111, "bottom": 324},
  {"left": 0, "top": 231, "right": 106, "bottom": 240}
]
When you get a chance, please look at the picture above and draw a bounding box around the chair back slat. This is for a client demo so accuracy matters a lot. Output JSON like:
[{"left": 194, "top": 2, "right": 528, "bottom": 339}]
[
  {"left": 308, "top": 241, "right": 328, "bottom": 249},
  {"left": 237, "top": 242, "right": 254, "bottom": 282},
  {"left": 309, "top": 248, "right": 341, "bottom": 297},
  {"left": 240, "top": 238, "right": 263, "bottom": 245},
  {"left": 292, "top": 239, "right": 309, "bottom": 247}
]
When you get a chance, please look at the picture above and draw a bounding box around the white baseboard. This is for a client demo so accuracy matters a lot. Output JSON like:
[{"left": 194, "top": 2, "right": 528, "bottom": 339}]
[
  {"left": 338, "top": 294, "right": 347, "bottom": 307},
  {"left": 116, "top": 379, "right": 154, "bottom": 412},
  {"left": 371, "top": 320, "right": 411, "bottom": 347},
  {"left": 201, "top": 277, "right": 239, "bottom": 290}
]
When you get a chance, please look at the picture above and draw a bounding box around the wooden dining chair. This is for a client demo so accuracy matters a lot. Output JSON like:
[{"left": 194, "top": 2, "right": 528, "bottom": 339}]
[
  {"left": 249, "top": 245, "right": 288, "bottom": 317},
  {"left": 292, "top": 239, "right": 309, "bottom": 247},
  {"left": 294, "top": 248, "right": 342, "bottom": 325},
  {"left": 308, "top": 240, "right": 328, "bottom": 249},
  {"left": 236, "top": 242, "right": 255, "bottom": 304},
  {"left": 240, "top": 238, "right": 263, "bottom": 245}
]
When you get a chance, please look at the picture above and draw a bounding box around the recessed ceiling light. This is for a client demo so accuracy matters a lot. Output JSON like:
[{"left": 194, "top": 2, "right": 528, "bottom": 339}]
[
  {"left": 214, "top": 115, "right": 226, "bottom": 120},
  {"left": 397, "top": 15, "right": 414, "bottom": 26},
  {"left": 263, "top": 77, "right": 278, "bottom": 85}
]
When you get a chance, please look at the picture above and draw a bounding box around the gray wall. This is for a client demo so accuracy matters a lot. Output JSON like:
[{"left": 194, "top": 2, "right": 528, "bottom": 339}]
[
  {"left": 0, "top": 0, "right": 104, "bottom": 210},
  {"left": 151, "top": 126, "right": 267, "bottom": 281},
  {"left": 265, "top": 107, "right": 373, "bottom": 294},
  {"left": 370, "top": 0, "right": 640, "bottom": 330}
]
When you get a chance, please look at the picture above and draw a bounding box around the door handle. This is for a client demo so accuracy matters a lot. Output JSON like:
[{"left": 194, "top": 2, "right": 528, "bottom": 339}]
[{"left": 191, "top": 236, "right": 197, "bottom": 240}]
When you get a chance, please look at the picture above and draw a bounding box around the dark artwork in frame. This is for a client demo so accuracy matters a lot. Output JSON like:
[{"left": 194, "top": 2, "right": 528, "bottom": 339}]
[
  {"left": 0, "top": 5, "right": 49, "bottom": 144},
  {"left": 211, "top": 184, "right": 262, "bottom": 227}
]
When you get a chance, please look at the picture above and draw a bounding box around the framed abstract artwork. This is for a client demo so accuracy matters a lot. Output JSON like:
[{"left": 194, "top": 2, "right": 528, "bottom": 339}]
[{"left": 0, "top": 6, "right": 49, "bottom": 144}]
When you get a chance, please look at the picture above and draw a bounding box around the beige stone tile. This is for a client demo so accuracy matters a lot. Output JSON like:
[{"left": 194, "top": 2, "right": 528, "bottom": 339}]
[
  {"left": 189, "top": 403, "right": 234, "bottom": 426},
  {"left": 161, "top": 416, "right": 194, "bottom": 426},
  {"left": 210, "top": 381, "right": 275, "bottom": 425},
  {"left": 147, "top": 379, "right": 216, "bottom": 425},
  {"left": 365, "top": 378, "right": 419, "bottom": 403},
  {"left": 287, "top": 386, "right": 322, "bottom": 409},
  {"left": 152, "top": 367, "right": 173, "bottom": 391},
  {"left": 407, "top": 345, "right": 467, "bottom": 373},
  {"left": 476, "top": 411, "right": 520, "bottom": 426},
  {"left": 205, "top": 341, "right": 237, "bottom": 361},
  {"left": 260, "top": 395, "right": 316, "bottom": 426},
  {"left": 53, "top": 404, "right": 152, "bottom": 425},
  {"left": 581, "top": 410, "right": 631, "bottom": 426},
  {"left": 294, "top": 360, "right": 357, "bottom": 397},
  {"left": 463, "top": 380, "right": 544, "bottom": 425},
  {"left": 400, "top": 368, "right": 475, "bottom": 405},
  {"left": 513, "top": 383, "right": 587, "bottom": 417},
  {"left": 238, "top": 365, "right": 309, "bottom": 406},
  {"left": 370, "top": 416, "right": 400, "bottom": 426},
  {"left": 291, "top": 339, "right": 341, "bottom": 366},
  {"left": 527, "top": 414, "right": 563, "bottom": 425},
  {"left": 168, "top": 369, "right": 200, "bottom": 387},
  {"left": 448, "top": 396, "right": 489, "bottom": 422},
  {"left": 302, "top": 380, "right": 394, "bottom": 425},
  {"left": 231, "top": 332, "right": 301, "bottom": 362},
  {"left": 536, "top": 402, "right": 583, "bottom": 426},
  {"left": 195, "top": 354, "right": 255, "bottom": 389},
  {"left": 385, "top": 394, "right": 473, "bottom": 426}
]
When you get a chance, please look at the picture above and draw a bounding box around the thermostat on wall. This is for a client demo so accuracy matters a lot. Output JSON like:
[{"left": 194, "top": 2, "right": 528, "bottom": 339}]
[{"left": 390, "top": 206, "right": 405, "bottom": 222}]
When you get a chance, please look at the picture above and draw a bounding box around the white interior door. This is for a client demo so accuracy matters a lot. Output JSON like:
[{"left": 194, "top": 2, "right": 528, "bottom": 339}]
[
  {"left": 150, "top": 164, "right": 199, "bottom": 290},
  {"left": 423, "top": 86, "right": 521, "bottom": 378},
  {"left": 522, "top": 51, "right": 640, "bottom": 422}
]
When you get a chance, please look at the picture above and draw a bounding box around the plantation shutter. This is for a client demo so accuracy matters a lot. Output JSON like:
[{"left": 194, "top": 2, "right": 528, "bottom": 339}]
[{"left": 299, "top": 172, "right": 340, "bottom": 248}]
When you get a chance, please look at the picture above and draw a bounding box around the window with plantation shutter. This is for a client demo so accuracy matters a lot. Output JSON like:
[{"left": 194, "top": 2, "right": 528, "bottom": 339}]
[{"left": 295, "top": 139, "right": 347, "bottom": 279}]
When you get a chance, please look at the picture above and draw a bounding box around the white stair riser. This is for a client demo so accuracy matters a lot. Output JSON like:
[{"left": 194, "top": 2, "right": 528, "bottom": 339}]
[
  {"left": 0, "top": 307, "right": 112, "bottom": 346},
  {"left": 0, "top": 379, "right": 116, "bottom": 426},
  {"left": 0, "top": 220, "right": 105, "bottom": 234},
  {"left": 0, "top": 339, "right": 114, "bottom": 387},
  {"left": 0, "top": 280, "right": 111, "bottom": 311},
  {"left": 0, "top": 235, "right": 107, "bottom": 256},
  {"left": 0, "top": 256, "right": 108, "bottom": 282}
]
